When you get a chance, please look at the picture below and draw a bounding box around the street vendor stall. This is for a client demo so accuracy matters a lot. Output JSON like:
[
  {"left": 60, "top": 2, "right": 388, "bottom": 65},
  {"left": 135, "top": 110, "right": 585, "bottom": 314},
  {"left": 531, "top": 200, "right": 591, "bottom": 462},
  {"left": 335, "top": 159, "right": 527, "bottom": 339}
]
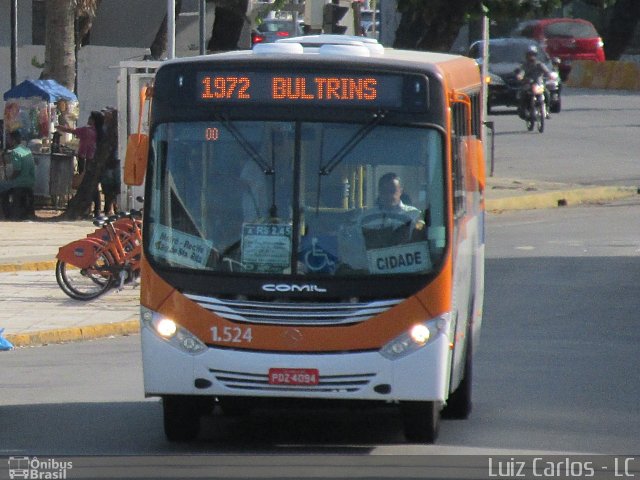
[{"left": 3, "top": 79, "right": 78, "bottom": 200}]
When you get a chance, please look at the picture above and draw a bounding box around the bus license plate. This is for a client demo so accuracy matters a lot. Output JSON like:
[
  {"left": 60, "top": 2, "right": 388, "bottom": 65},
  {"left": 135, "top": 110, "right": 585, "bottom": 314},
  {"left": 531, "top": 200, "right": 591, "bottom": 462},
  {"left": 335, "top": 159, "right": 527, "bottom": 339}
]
[{"left": 268, "top": 368, "right": 319, "bottom": 386}]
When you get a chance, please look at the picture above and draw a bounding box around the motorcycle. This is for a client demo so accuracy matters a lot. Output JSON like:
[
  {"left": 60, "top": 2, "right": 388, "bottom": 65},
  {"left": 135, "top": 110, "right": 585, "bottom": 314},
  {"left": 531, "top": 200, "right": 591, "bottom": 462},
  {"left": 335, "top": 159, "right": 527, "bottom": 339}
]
[{"left": 518, "top": 75, "right": 547, "bottom": 133}]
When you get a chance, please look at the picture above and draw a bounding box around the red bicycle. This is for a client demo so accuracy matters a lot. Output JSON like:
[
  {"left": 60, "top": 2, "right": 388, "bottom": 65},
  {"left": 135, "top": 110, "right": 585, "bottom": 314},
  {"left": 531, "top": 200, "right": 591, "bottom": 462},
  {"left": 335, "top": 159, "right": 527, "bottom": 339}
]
[{"left": 55, "top": 210, "right": 142, "bottom": 300}]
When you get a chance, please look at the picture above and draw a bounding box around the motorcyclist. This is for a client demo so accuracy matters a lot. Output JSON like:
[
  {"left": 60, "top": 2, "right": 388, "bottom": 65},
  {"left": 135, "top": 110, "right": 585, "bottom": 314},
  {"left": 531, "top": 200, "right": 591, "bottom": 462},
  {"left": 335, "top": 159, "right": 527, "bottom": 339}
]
[{"left": 515, "top": 45, "right": 552, "bottom": 119}]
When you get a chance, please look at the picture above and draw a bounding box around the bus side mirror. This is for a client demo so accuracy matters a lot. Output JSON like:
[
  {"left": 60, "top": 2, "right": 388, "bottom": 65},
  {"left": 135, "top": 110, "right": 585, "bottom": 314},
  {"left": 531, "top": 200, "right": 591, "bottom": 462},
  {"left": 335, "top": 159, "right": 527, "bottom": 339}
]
[{"left": 124, "top": 133, "right": 149, "bottom": 186}]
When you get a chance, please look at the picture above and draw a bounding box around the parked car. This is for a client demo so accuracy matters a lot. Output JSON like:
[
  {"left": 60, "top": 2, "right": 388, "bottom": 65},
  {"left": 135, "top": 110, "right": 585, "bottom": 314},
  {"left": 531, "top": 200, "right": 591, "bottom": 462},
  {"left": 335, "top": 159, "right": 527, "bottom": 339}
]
[
  {"left": 510, "top": 18, "right": 605, "bottom": 80},
  {"left": 468, "top": 37, "right": 562, "bottom": 113},
  {"left": 251, "top": 19, "right": 303, "bottom": 45}
]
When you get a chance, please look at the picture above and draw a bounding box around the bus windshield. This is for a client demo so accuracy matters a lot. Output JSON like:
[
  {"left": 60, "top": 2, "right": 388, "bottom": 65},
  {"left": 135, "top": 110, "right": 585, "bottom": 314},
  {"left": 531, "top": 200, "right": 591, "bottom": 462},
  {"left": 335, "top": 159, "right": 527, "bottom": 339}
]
[{"left": 146, "top": 120, "right": 445, "bottom": 277}]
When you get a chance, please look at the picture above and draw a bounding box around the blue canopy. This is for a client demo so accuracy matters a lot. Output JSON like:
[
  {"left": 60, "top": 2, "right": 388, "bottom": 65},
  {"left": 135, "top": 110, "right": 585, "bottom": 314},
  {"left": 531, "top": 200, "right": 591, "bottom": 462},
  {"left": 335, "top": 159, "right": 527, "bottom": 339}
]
[{"left": 3, "top": 79, "right": 78, "bottom": 102}]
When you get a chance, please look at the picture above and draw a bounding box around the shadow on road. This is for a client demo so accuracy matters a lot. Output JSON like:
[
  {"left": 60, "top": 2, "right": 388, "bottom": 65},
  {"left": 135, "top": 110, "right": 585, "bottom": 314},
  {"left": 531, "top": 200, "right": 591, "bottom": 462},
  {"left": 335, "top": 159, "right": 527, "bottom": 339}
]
[{"left": 0, "top": 401, "right": 406, "bottom": 454}]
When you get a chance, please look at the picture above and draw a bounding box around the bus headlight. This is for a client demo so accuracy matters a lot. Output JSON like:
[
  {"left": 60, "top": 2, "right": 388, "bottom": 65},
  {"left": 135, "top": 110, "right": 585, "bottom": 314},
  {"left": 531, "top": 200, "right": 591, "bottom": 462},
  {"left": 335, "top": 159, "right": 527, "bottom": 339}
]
[
  {"left": 156, "top": 318, "right": 178, "bottom": 338},
  {"left": 141, "top": 306, "right": 206, "bottom": 355},
  {"left": 380, "top": 314, "right": 451, "bottom": 360}
]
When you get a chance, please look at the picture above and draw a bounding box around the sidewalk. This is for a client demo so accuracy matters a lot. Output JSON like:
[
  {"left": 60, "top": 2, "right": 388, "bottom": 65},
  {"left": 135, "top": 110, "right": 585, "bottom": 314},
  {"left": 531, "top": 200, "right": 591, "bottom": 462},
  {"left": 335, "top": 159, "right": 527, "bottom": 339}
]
[{"left": 0, "top": 177, "right": 637, "bottom": 348}]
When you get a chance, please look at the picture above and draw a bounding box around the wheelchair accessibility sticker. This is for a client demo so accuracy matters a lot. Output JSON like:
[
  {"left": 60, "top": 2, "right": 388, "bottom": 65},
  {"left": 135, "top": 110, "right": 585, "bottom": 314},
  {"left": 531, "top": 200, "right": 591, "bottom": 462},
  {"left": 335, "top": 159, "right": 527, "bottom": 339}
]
[{"left": 299, "top": 236, "right": 338, "bottom": 273}]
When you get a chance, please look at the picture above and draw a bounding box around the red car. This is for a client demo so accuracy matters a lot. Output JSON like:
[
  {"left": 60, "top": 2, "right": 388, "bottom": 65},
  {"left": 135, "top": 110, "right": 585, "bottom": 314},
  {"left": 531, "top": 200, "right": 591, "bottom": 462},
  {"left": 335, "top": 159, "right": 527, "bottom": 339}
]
[{"left": 511, "top": 18, "right": 605, "bottom": 80}]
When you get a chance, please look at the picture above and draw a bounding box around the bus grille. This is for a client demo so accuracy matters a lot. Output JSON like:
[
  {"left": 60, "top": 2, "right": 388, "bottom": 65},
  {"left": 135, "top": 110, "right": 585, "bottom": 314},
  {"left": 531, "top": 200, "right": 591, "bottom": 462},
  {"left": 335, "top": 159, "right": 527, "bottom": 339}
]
[
  {"left": 184, "top": 294, "right": 402, "bottom": 326},
  {"left": 209, "top": 369, "right": 376, "bottom": 393}
]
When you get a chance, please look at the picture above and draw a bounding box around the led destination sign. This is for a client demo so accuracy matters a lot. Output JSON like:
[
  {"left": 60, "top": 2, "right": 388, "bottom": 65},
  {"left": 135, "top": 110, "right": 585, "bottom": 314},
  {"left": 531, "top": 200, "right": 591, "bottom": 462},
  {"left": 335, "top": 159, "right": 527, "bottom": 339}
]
[{"left": 197, "top": 71, "right": 427, "bottom": 110}]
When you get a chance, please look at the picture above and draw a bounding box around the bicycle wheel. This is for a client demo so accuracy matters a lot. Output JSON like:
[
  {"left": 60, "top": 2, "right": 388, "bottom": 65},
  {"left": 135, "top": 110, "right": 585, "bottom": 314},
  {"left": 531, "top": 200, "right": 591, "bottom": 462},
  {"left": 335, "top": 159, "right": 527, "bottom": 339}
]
[{"left": 55, "top": 253, "right": 115, "bottom": 300}]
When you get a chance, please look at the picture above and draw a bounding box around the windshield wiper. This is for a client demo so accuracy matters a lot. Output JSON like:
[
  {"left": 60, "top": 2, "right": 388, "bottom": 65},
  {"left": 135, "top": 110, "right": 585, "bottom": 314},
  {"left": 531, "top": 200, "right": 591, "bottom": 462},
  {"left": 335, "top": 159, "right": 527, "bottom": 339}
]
[
  {"left": 315, "top": 111, "right": 385, "bottom": 215},
  {"left": 215, "top": 114, "right": 274, "bottom": 174},
  {"left": 318, "top": 111, "right": 386, "bottom": 176}
]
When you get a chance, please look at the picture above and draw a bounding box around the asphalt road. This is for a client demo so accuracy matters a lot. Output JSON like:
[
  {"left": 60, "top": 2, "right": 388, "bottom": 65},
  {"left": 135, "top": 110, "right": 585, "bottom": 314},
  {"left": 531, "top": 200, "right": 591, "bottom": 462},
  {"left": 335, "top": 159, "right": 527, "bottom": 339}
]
[{"left": 487, "top": 88, "right": 640, "bottom": 186}]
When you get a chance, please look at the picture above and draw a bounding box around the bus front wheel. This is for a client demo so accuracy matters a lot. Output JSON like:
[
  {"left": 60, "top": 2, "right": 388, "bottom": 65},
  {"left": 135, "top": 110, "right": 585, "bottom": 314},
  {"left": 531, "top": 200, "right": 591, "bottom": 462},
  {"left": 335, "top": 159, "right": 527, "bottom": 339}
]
[
  {"left": 443, "top": 324, "right": 473, "bottom": 419},
  {"left": 401, "top": 400, "right": 441, "bottom": 443},
  {"left": 163, "top": 395, "right": 202, "bottom": 442}
]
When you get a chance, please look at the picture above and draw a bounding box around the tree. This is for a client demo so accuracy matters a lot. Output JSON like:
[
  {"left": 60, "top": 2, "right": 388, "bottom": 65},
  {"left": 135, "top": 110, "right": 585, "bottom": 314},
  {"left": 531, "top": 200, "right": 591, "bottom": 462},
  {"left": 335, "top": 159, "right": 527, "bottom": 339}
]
[
  {"left": 208, "top": 0, "right": 250, "bottom": 52},
  {"left": 40, "top": 0, "right": 106, "bottom": 219},
  {"left": 146, "top": 0, "right": 250, "bottom": 58},
  {"left": 41, "top": 0, "right": 76, "bottom": 90},
  {"left": 76, "top": 0, "right": 100, "bottom": 47},
  {"left": 602, "top": 0, "right": 640, "bottom": 59},
  {"left": 393, "top": 0, "right": 563, "bottom": 52},
  {"left": 149, "top": 0, "right": 183, "bottom": 59}
]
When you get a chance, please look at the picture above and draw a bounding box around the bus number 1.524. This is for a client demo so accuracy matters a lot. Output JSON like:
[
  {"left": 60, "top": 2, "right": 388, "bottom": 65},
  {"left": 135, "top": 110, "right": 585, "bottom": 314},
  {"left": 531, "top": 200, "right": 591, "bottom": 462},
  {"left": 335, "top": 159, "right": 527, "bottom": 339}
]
[{"left": 211, "top": 326, "right": 253, "bottom": 343}]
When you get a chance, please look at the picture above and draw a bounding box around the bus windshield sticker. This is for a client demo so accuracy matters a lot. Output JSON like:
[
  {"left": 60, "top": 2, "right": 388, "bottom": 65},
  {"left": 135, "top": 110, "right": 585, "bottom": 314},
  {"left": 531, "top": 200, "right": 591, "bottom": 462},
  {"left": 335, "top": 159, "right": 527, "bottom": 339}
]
[
  {"left": 366, "top": 242, "right": 431, "bottom": 274},
  {"left": 299, "top": 235, "right": 338, "bottom": 274},
  {"left": 149, "top": 224, "right": 213, "bottom": 269},
  {"left": 241, "top": 223, "right": 292, "bottom": 273}
]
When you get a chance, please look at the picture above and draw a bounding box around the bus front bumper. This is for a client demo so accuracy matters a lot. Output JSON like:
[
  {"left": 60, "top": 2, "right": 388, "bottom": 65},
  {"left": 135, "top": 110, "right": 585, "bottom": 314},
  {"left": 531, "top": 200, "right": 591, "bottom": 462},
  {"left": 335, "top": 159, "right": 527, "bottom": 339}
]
[{"left": 140, "top": 321, "right": 452, "bottom": 402}]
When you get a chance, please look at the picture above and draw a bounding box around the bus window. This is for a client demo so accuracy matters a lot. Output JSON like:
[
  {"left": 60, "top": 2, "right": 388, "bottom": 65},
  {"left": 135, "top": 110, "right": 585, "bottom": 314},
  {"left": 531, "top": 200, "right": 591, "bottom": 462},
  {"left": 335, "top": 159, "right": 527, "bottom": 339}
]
[
  {"left": 146, "top": 120, "right": 444, "bottom": 276},
  {"left": 301, "top": 123, "right": 444, "bottom": 275}
]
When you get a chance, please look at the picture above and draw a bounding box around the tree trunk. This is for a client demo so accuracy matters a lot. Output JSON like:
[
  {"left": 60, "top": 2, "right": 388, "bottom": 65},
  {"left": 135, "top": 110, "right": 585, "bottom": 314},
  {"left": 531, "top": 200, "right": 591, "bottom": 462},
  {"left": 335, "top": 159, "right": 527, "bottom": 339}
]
[
  {"left": 63, "top": 109, "right": 117, "bottom": 220},
  {"left": 41, "top": 0, "right": 76, "bottom": 90},
  {"left": 207, "top": 0, "right": 249, "bottom": 52},
  {"left": 394, "top": 0, "right": 479, "bottom": 52},
  {"left": 149, "top": 0, "right": 183, "bottom": 59},
  {"left": 76, "top": 0, "right": 101, "bottom": 47},
  {"left": 603, "top": 0, "right": 640, "bottom": 60}
]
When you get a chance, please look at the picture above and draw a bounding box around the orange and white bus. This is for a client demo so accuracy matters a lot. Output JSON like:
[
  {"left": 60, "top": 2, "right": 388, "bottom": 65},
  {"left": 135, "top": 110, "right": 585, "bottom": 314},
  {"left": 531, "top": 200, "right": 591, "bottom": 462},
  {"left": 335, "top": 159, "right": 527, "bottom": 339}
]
[{"left": 126, "top": 35, "right": 486, "bottom": 443}]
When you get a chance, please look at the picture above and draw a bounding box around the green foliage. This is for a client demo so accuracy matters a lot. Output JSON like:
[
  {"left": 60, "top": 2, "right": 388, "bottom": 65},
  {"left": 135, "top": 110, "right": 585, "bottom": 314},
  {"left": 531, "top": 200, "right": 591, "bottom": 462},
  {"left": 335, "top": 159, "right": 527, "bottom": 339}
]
[
  {"left": 482, "top": 0, "right": 564, "bottom": 19},
  {"left": 254, "top": 0, "right": 288, "bottom": 24},
  {"left": 31, "top": 56, "right": 45, "bottom": 69}
]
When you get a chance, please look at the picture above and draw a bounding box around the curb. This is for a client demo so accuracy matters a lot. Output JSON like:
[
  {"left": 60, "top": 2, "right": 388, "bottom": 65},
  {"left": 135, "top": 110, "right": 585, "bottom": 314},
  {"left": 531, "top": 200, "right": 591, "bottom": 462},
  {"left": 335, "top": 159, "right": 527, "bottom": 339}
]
[
  {"left": 0, "top": 259, "right": 57, "bottom": 273},
  {"left": 485, "top": 186, "right": 638, "bottom": 212},
  {"left": 5, "top": 318, "right": 140, "bottom": 348}
]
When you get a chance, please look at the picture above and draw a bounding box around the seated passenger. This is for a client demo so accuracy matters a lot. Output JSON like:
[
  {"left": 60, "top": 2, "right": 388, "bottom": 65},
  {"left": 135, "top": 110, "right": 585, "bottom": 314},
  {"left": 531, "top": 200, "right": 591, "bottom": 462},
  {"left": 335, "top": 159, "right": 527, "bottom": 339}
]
[{"left": 0, "top": 130, "right": 35, "bottom": 220}]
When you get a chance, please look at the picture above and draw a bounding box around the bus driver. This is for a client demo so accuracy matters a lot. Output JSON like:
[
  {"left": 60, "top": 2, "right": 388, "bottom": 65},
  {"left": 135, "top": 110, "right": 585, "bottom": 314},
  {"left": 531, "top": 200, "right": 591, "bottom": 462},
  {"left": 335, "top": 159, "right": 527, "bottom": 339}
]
[{"left": 360, "top": 172, "right": 426, "bottom": 248}]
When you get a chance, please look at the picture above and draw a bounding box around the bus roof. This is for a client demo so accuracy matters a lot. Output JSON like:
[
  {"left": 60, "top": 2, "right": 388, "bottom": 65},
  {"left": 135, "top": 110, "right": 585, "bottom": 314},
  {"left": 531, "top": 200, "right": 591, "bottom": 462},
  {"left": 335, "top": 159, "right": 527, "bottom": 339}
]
[{"left": 161, "top": 35, "right": 481, "bottom": 91}]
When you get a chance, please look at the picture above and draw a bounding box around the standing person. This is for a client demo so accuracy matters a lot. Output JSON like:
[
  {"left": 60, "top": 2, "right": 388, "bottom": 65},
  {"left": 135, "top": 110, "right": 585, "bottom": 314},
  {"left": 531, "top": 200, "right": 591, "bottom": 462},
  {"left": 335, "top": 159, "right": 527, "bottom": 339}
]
[
  {"left": 0, "top": 130, "right": 36, "bottom": 219},
  {"left": 57, "top": 111, "right": 104, "bottom": 217},
  {"left": 100, "top": 157, "right": 121, "bottom": 216}
]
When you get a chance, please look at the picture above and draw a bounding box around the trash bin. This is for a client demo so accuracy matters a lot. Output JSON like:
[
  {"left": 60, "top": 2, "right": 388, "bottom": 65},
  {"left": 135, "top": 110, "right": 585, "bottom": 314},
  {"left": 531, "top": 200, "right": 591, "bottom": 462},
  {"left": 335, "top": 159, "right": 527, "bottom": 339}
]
[{"left": 49, "top": 153, "right": 74, "bottom": 197}]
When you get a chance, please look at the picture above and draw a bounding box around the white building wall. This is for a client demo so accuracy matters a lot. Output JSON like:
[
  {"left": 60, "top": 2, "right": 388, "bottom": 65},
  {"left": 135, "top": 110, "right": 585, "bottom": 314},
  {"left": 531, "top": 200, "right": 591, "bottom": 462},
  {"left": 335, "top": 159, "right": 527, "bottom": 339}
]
[
  {"left": 76, "top": 46, "right": 149, "bottom": 122},
  {"left": 0, "top": 45, "right": 148, "bottom": 125}
]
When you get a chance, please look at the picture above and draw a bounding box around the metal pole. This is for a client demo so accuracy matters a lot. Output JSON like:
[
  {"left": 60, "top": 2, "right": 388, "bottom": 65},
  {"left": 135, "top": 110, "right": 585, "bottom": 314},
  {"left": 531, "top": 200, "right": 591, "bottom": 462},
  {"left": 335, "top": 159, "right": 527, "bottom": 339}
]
[
  {"left": 292, "top": 0, "right": 299, "bottom": 26},
  {"left": 10, "top": 0, "right": 18, "bottom": 87},
  {"left": 481, "top": 4, "right": 493, "bottom": 176},
  {"left": 481, "top": 8, "right": 489, "bottom": 129},
  {"left": 167, "top": 0, "right": 176, "bottom": 59},
  {"left": 199, "top": 0, "right": 206, "bottom": 55},
  {"left": 485, "top": 121, "right": 495, "bottom": 177}
]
